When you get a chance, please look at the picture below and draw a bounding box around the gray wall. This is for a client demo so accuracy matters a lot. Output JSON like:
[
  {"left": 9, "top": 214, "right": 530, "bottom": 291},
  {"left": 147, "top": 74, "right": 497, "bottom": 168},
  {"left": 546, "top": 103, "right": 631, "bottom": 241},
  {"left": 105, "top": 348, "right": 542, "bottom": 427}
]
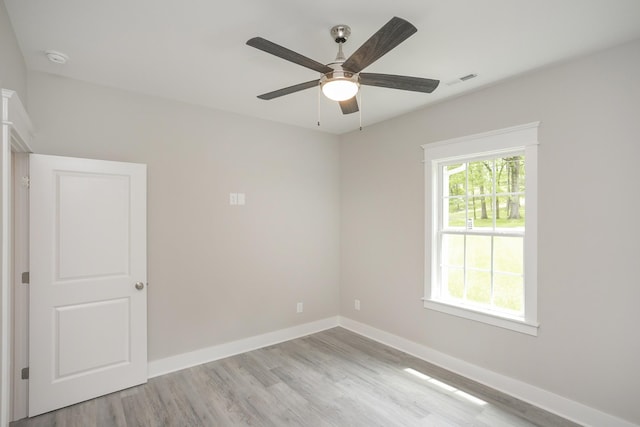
[
  {"left": 339, "top": 39, "right": 640, "bottom": 424},
  {"left": 27, "top": 72, "right": 341, "bottom": 360},
  {"left": 0, "top": 0, "right": 26, "bottom": 99}
]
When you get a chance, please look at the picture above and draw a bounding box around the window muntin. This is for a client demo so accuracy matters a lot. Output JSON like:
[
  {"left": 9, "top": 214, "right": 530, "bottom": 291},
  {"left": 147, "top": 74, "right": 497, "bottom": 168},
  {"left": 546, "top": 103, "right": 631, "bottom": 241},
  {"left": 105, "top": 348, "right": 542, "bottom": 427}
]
[{"left": 422, "top": 123, "right": 539, "bottom": 335}]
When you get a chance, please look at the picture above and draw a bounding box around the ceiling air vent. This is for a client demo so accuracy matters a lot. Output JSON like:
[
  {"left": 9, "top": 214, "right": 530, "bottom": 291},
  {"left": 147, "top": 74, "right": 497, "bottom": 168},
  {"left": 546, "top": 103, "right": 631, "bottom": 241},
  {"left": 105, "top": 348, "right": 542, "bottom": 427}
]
[{"left": 446, "top": 73, "right": 478, "bottom": 86}]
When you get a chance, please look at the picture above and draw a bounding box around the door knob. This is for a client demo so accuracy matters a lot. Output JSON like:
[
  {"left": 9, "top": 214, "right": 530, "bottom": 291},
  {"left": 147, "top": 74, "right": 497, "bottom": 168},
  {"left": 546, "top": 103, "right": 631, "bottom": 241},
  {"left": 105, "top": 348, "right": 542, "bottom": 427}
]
[{"left": 135, "top": 281, "right": 145, "bottom": 290}]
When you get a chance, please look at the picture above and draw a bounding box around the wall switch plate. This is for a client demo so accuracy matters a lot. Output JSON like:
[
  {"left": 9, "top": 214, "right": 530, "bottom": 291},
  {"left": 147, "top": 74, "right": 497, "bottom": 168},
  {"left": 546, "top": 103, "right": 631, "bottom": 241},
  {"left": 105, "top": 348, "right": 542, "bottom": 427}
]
[
  {"left": 354, "top": 299, "right": 360, "bottom": 311},
  {"left": 230, "top": 192, "right": 245, "bottom": 206},
  {"left": 296, "top": 302, "right": 303, "bottom": 313}
]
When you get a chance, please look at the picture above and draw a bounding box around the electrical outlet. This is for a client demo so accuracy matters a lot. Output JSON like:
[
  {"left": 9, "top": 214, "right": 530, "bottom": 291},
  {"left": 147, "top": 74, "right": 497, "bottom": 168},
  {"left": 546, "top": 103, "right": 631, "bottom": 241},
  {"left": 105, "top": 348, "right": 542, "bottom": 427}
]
[
  {"left": 354, "top": 299, "right": 360, "bottom": 311},
  {"left": 296, "top": 302, "right": 303, "bottom": 313}
]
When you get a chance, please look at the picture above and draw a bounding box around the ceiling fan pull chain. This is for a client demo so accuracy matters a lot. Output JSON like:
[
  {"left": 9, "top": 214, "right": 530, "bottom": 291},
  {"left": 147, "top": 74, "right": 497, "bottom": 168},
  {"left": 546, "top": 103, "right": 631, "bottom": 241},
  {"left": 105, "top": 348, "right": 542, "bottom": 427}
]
[
  {"left": 317, "top": 83, "right": 321, "bottom": 127},
  {"left": 359, "top": 90, "right": 363, "bottom": 131}
]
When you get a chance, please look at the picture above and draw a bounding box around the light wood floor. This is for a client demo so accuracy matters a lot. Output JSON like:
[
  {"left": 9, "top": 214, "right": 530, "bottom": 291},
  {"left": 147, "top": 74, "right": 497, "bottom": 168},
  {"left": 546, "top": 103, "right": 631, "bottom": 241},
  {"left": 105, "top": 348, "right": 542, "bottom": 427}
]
[{"left": 13, "top": 327, "right": 580, "bottom": 427}]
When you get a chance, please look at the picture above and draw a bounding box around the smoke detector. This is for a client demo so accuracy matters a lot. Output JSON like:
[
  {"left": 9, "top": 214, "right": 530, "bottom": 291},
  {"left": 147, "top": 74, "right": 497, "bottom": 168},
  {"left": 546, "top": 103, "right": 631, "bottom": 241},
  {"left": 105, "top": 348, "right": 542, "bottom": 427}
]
[{"left": 45, "top": 50, "right": 69, "bottom": 64}]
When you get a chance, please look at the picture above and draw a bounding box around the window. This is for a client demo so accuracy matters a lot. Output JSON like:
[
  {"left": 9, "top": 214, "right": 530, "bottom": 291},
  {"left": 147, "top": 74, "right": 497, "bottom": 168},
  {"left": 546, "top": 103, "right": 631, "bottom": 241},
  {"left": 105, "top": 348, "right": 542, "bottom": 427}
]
[{"left": 422, "top": 123, "right": 539, "bottom": 335}]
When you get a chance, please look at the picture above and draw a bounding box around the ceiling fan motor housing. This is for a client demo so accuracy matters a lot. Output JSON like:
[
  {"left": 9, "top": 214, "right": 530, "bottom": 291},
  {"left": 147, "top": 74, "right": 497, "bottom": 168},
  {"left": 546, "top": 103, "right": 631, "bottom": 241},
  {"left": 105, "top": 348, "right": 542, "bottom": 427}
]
[{"left": 321, "top": 64, "right": 359, "bottom": 85}]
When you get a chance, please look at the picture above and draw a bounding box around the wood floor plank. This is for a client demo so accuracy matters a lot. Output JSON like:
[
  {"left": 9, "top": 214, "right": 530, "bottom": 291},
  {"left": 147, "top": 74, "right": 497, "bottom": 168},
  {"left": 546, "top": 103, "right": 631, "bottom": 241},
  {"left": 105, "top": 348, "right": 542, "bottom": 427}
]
[
  {"left": 12, "top": 327, "right": 581, "bottom": 427},
  {"left": 95, "top": 392, "right": 127, "bottom": 427},
  {"left": 202, "top": 358, "right": 274, "bottom": 426},
  {"left": 120, "top": 385, "right": 160, "bottom": 427},
  {"left": 178, "top": 366, "right": 240, "bottom": 426}
]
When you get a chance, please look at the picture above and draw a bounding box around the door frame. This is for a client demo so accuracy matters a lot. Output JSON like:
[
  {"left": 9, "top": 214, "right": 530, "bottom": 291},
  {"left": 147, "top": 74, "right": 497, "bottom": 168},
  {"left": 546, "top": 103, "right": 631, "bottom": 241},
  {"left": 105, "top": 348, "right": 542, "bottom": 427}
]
[
  {"left": 1, "top": 89, "right": 33, "bottom": 426},
  {"left": 11, "top": 152, "right": 29, "bottom": 421}
]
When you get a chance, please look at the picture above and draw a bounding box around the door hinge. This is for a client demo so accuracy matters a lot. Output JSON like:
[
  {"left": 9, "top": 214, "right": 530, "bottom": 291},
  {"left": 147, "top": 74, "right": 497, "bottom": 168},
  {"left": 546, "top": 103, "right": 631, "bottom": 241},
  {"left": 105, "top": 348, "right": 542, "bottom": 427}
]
[
  {"left": 21, "top": 176, "right": 30, "bottom": 188},
  {"left": 21, "top": 272, "right": 29, "bottom": 284},
  {"left": 21, "top": 367, "right": 29, "bottom": 380}
]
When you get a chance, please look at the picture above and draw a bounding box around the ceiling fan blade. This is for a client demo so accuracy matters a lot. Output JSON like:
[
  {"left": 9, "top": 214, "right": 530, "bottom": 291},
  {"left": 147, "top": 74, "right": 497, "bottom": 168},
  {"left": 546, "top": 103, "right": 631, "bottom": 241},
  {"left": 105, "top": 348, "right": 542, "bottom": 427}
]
[
  {"left": 257, "top": 80, "right": 319, "bottom": 100},
  {"left": 247, "top": 37, "right": 333, "bottom": 74},
  {"left": 360, "top": 73, "right": 440, "bottom": 93},
  {"left": 342, "top": 17, "right": 417, "bottom": 73},
  {"left": 339, "top": 97, "right": 359, "bottom": 115}
]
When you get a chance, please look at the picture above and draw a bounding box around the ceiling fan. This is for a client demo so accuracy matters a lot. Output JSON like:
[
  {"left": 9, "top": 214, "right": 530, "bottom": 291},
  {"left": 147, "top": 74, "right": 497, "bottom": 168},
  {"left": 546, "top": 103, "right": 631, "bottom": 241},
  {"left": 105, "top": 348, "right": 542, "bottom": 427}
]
[{"left": 246, "top": 17, "right": 440, "bottom": 115}]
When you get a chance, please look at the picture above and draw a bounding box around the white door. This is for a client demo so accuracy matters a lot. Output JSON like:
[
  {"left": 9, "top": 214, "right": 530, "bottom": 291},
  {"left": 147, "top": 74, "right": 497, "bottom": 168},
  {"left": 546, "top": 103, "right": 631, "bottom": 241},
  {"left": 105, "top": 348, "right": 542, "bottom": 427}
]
[{"left": 29, "top": 154, "right": 147, "bottom": 416}]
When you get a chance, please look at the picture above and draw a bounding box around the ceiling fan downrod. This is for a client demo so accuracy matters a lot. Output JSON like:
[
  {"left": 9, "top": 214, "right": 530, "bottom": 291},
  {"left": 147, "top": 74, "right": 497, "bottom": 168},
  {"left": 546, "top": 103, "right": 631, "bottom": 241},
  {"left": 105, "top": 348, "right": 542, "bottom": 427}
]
[{"left": 330, "top": 25, "right": 350, "bottom": 61}]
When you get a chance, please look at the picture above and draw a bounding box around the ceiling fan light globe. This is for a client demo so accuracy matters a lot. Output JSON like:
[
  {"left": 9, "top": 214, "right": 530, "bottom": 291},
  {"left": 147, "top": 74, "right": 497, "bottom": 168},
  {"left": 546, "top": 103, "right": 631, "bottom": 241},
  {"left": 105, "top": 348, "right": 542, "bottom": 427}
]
[{"left": 321, "top": 79, "right": 359, "bottom": 102}]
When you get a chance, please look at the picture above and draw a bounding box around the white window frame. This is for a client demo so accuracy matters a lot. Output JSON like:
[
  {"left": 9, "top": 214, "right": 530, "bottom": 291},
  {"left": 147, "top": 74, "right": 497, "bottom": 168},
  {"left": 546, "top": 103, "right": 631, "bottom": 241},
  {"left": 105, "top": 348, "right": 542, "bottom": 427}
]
[{"left": 422, "top": 122, "right": 539, "bottom": 336}]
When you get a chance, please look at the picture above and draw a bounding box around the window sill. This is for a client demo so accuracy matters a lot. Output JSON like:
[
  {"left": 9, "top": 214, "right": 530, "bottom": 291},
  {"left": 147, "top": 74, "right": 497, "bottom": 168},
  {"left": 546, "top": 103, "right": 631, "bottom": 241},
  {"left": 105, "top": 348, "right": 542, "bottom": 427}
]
[{"left": 423, "top": 299, "right": 539, "bottom": 336}]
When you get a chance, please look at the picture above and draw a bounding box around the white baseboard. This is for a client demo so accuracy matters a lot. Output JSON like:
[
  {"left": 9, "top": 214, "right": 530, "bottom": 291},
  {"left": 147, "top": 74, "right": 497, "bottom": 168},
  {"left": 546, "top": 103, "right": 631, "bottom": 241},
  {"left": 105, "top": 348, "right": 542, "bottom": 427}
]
[
  {"left": 148, "top": 316, "right": 339, "bottom": 378},
  {"left": 337, "top": 316, "right": 637, "bottom": 427}
]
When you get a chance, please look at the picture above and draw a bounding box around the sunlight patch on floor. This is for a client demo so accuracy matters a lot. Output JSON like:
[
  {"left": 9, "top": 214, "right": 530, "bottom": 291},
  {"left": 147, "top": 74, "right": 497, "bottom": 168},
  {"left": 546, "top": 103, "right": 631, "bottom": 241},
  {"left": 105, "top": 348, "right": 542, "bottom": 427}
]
[{"left": 404, "top": 367, "right": 488, "bottom": 406}]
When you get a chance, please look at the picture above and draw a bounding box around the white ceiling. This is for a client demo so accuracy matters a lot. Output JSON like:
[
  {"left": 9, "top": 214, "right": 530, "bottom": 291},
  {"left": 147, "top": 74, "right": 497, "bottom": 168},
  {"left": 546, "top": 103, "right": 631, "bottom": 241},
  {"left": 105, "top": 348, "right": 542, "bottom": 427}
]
[{"left": 5, "top": 0, "right": 640, "bottom": 134}]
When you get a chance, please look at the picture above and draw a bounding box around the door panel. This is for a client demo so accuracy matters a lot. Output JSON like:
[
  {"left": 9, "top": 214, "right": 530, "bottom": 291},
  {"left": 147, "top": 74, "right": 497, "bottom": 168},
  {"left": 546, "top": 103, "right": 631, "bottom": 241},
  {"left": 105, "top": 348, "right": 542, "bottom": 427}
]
[
  {"left": 55, "top": 298, "right": 130, "bottom": 378},
  {"left": 29, "top": 154, "right": 147, "bottom": 416},
  {"left": 57, "top": 172, "right": 131, "bottom": 279}
]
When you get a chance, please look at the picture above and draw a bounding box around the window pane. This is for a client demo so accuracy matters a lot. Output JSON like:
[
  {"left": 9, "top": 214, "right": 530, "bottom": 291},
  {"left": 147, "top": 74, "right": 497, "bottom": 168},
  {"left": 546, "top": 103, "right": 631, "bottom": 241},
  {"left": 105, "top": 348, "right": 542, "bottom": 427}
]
[
  {"left": 467, "top": 270, "right": 491, "bottom": 304},
  {"left": 466, "top": 235, "right": 491, "bottom": 270},
  {"left": 494, "top": 274, "right": 523, "bottom": 313},
  {"left": 506, "top": 194, "right": 524, "bottom": 224},
  {"left": 495, "top": 157, "right": 511, "bottom": 193},
  {"left": 467, "top": 197, "right": 493, "bottom": 230},
  {"left": 495, "top": 198, "right": 523, "bottom": 227},
  {"left": 442, "top": 234, "right": 464, "bottom": 267},
  {"left": 494, "top": 236, "right": 523, "bottom": 274},
  {"left": 446, "top": 197, "right": 466, "bottom": 228},
  {"left": 496, "top": 196, "right": 507, "bottom": 223},
  {"left": 468, "top": 160, "right": 492, "bottom": 197},
  {"left": 511, "top": 156, "right": 525, "bottom": 193},
  {"left": 445, "top": 268, "right": 464, "bottom": 299},
  {"left": 496, "top": 156, "right": 524, "bottom": 192},
  {"left": 445, "top": 164, "right": 466, "bottom": 197}
]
